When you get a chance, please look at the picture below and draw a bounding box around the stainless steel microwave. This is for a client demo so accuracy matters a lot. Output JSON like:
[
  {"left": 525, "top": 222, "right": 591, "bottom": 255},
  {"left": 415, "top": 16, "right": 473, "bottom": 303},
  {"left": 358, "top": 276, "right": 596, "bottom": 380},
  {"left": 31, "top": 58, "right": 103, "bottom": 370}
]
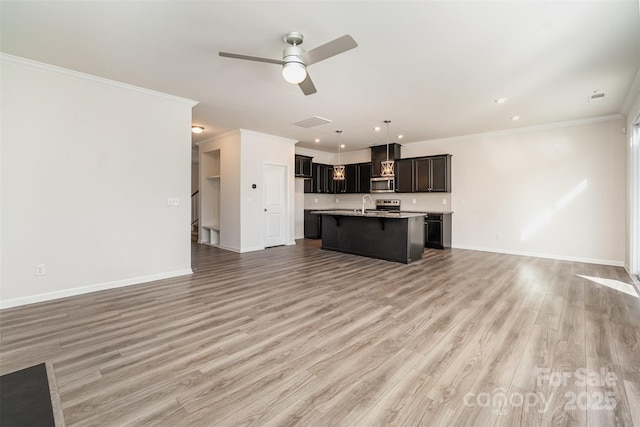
[{"left": 370, "top": 177, "right": 395, "bottom": 193}]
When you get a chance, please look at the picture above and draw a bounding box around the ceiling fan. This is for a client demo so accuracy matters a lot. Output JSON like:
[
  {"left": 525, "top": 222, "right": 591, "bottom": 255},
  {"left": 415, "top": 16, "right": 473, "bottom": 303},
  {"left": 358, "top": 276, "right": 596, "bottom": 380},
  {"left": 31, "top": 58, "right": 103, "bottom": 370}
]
[{"left": 219, "top": 32, "right": 358, "bottom": 96}]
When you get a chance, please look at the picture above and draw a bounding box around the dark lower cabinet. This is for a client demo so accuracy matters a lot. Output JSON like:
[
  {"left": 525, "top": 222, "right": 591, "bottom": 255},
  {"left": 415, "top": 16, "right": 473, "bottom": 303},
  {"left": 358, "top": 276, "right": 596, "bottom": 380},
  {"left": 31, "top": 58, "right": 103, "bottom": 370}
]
[
  {"left": 424, "top": 213, "right": 452, "bottom": 249},
  {"left": 304, "top": 210, "right": 322, "bottom": 239}
]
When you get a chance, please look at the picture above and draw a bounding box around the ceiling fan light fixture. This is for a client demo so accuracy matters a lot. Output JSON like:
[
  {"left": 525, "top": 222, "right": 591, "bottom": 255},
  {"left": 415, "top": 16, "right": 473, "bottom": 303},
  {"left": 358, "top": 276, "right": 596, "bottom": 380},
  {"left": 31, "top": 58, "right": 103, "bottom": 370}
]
[{"left": 282, "top": 62, "right": 307, "bottom": 84}]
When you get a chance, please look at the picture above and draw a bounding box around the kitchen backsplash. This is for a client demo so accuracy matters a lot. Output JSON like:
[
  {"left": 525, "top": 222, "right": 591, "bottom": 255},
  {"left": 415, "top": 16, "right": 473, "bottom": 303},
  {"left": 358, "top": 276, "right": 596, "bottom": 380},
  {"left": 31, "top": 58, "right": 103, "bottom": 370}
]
[{"left": 304, "top": 193, "right": 452, "bottom": 212}]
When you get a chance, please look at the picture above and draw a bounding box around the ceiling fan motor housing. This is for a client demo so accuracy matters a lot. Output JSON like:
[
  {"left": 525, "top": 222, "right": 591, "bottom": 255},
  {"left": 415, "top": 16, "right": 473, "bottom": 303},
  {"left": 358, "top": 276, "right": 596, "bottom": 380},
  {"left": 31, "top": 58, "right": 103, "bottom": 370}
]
[{"left": 282, "top": 45, "right": 307, "bottom": 84}]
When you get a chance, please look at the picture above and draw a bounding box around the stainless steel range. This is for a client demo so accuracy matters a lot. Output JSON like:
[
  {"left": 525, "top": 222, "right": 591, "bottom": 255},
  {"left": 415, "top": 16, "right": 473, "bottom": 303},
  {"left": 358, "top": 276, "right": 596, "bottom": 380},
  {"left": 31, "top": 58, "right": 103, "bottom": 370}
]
[{"left": 375, "top": 199, "right": 401, "bottom": 212}]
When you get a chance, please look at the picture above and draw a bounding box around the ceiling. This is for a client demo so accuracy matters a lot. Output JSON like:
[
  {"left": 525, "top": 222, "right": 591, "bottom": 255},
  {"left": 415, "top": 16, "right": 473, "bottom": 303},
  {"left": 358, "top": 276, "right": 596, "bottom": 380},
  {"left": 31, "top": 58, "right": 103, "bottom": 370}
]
[{"left": 2, "top": 1, "right": 639, "bottom": 153}]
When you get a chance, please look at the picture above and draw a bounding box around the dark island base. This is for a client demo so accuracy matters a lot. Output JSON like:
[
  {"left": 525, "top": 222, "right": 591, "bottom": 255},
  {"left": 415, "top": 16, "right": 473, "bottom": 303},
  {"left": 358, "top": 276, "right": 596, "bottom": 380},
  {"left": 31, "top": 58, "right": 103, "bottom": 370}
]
[{"left": 320, "top": 215, "right": 424, "bottom": 264}]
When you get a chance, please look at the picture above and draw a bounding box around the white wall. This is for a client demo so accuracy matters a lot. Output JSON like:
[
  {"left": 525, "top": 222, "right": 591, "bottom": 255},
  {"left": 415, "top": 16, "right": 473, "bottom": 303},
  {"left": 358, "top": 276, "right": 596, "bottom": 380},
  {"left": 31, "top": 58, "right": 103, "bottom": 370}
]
[
  {"left": 404, "top": 117, "right": 627, "bottom": 266},
  {"left": 199, "top": 129, "right": 296, "bottom": 252},
  {"left": 240, "top": 130, "right": 297, "bottom": 251},
  {"left": 0, "top": 55, "right": 197, "bottom": 308}
]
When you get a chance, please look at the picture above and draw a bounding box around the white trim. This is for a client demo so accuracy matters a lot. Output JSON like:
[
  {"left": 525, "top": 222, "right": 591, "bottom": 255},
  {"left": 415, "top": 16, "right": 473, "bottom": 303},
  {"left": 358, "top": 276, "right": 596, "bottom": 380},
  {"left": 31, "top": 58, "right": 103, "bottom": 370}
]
[
  {"left": 0, "top": 269, "right": 193, "bottom": 310},
  {"left": 452, "top": 244, "right": 624, "bottom": 267},
  {"left": 0, "top": 53, "right": 199, "bottom": 107},
  {"left": 217, "top": 244, "right": 241, "bottom": 253},
  {"left": 240, "top": 129, "right": 298, "bottom": 145},
  {"left": 414, "top": 114, "right": 625, "bottom": 146},
  {"left": 196, "top": 129, "right": 240, "bottom": 146}
]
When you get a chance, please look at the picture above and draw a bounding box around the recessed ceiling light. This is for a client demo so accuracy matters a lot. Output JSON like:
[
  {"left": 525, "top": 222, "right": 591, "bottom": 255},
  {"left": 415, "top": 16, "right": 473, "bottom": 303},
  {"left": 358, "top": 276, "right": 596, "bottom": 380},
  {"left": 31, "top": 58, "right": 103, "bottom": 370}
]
[
  {"left": 397, "top": 135, "right": 404, "bottom": 139},
  {"left": 191, "top": 126, "right": 204, "bottom": 134},
  {"left": 374, "top": 127, "right": 381, "bottom": 131},
  {"left": 494, "top": 98, "right": 507, "bottom": 104},
  {"left": 340, "top": 144, "right": 345, "bottom": 148},
  {"left": 314, "top": 138, "right": 320, "bottom": 143},
  {"left": 511, "top": 116, "right": 520, "bottom": 121}
]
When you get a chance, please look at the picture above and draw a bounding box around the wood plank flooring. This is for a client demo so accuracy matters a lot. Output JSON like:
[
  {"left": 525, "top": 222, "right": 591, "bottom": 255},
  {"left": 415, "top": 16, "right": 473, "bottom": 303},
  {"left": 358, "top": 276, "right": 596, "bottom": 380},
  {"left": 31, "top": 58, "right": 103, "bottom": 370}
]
[{"left": 1, "top": 240, "right": 639, "bottom": 426}]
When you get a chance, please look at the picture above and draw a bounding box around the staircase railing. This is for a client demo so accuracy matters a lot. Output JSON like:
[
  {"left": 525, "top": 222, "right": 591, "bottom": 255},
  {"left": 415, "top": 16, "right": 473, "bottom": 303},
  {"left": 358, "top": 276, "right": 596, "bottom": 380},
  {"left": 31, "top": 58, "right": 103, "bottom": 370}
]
[{"left": 191, "top": 190, "right": 199, "bottom": 228}]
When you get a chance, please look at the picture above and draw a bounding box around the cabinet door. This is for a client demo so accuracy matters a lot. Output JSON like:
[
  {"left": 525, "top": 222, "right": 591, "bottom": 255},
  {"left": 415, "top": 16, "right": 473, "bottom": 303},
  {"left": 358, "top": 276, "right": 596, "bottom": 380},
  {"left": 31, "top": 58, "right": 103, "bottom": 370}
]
[
  {"left": 414, "top": 158, "right": 432, "bottom": 192},
  {"left": 325, "top": 165, "right": 335, "bottom": 194},
  {"left": 358, "top": 163, "right": 371, "bottom": 193},
  {"left": 426, "top": 219, "right": 443, "bottom": 248},
  {"left": 430, "top": 156, "right": 448, "bottom": 192},
  {"left": 395, "top": 159, "right": 414, "bottom": 192},
  {"left": 344, "top": 164, "right": 358, "bottom": 193},
  {"left": 301, "top": 157, "right": 312, "bottom": 177},
  {"left": 370, "top": 146, "right": 386, "bottom": 177},
  {"left": 312, "top": 163, "right": 326, "bottom": 193}
]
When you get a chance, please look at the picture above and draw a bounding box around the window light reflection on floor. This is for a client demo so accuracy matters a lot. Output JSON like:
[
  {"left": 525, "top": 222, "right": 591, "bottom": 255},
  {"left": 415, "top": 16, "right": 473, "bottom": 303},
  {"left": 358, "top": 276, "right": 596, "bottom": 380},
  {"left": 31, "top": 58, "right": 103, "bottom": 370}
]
[{"left": 577, "top": 274, "right": 639, "bottom": 298}]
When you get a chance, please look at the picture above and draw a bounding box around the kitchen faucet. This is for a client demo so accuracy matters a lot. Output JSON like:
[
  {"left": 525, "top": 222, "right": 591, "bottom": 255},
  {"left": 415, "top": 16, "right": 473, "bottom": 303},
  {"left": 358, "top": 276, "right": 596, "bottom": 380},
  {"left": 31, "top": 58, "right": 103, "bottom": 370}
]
[{"left": 362, "top": 194, "right": 374, "bottom": 214}]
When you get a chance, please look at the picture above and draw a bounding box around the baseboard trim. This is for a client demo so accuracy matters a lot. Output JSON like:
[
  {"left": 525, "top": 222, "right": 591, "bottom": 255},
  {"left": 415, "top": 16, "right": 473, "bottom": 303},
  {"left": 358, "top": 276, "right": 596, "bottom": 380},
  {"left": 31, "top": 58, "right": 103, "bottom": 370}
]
[
  {"left": 0, "top": 269, "right": 193, "bottom": 310},
  {"left": 451, "top": 245, "right": 625, "bottom": 267}
]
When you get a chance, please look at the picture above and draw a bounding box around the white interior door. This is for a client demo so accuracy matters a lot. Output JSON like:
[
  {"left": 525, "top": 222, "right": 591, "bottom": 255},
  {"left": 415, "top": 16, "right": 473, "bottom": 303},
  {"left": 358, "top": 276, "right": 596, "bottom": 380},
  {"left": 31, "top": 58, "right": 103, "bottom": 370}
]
[{"left": 264, "top": 164, "right": 287, "bottom": 247}]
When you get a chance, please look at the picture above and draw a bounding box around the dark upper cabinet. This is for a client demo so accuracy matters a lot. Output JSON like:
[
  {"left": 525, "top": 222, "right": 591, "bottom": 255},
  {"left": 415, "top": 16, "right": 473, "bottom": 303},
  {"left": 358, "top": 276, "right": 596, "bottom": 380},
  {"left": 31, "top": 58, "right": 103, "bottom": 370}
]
[
  {"left": 358, "top": 162, "right": 371, "bottom": 193},
  {"left": 394, "top": 154, "right": 452, "bottom": 193},
  {"left": 395, "top": 159, "right": 415, "bottom": 193},
  {"left": 311, "top": 163, "right": 335, "bottom": 194},
  {"left": 370, "top": 144, "right": 401, "bottom": 177},
  {"left": 430, "top": 155, "right": 450, "bottom": 192},
  {"left": 344, "top": 164, "right": 358, "bottom": 193},
  {"left": 333, "top": 162, "right": 372, "bottom": 194},
  {"left": 415, "top": 155, "right": 451, "bottom": 192},
  {"left": 294, "top": 155, "right": 313, "bottom": 178}
]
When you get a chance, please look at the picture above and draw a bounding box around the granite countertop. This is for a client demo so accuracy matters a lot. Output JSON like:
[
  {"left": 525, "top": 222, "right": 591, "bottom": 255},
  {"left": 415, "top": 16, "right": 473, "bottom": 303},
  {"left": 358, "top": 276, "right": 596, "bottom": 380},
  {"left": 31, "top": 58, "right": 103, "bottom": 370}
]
[
  {"left": 311, "top": 210, "right": 426, "bottom": 219},
  {"left": 401, "top": 210, "right": 454, "bottom": 214}
]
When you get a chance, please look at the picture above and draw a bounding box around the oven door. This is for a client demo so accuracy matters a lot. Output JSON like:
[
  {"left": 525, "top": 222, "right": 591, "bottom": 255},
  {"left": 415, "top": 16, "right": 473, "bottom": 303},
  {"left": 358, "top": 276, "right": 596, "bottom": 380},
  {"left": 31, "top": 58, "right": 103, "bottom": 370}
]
[{"left": 370, "top": 177, "right": 395, "bottom": 193}]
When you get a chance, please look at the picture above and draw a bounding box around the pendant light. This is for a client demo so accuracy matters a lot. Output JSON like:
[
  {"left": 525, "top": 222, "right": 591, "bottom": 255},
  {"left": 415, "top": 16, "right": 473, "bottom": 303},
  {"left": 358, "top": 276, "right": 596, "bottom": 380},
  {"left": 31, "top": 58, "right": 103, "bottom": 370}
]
[
  {"left": 333, "top": 130, "right": 345, "bottom": 181},
  {"left": 380, "top": 120, "right": 395, "bottom": 177}
]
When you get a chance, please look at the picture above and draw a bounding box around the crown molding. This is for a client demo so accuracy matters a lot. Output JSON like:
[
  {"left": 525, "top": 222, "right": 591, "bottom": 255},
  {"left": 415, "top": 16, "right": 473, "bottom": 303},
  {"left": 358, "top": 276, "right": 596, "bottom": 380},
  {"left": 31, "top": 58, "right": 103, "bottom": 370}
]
[
  {"left": 408, "top": 114, "right": 626, "bottom": 147},
  {"left": 0, "top": 52, "right": 198, "bottom": 107}
]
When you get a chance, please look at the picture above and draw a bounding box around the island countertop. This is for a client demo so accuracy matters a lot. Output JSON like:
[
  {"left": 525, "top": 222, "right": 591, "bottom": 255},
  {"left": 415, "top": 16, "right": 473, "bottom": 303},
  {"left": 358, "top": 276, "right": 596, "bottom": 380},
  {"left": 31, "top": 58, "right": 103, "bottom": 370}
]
[
  {"left": 311, "top": 210, "right": 426, "bottom": 219},
  {"left": 312, "top": 210, "right": 425, "bottom": 263}
]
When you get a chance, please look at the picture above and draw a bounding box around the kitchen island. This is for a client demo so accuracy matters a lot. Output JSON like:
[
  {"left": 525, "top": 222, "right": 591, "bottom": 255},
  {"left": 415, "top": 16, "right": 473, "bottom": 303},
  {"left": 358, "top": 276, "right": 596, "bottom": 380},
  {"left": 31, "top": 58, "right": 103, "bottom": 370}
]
[{"left": 312, "top": 210, "right": 425, "bottom": 263}]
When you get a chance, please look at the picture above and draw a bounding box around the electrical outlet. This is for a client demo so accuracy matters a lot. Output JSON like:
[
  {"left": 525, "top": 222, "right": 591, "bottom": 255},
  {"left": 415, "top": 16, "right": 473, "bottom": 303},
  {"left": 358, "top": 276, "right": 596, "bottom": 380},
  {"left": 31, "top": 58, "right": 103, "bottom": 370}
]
[
  {"left": 442, "top": 199, "right": 447, "bottom": 205},
  {"left": 412, "top": 198, "right": 416, "bottom": 204},
  {"left": 167, "top": 197, "right": 180, "bottom": 206},
  {"left": 335, "top": 198, "right": 339, "bottom": 203},
  {"left": 314, "top": 198, "right": 318, "bottom": 203},
  {"left": 496, "top": 233, "right": 503, "bottom": 240},
  {"left": 35, "top": 264, "right": 45, "bottom": 276}
]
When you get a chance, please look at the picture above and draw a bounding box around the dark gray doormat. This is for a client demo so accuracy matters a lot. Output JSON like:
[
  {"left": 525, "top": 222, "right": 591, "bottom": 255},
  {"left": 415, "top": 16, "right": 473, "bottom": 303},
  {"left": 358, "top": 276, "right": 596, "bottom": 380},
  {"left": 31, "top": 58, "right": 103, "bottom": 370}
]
[{"left": 0, "top": 363, "right": 55, "bottom": 426}]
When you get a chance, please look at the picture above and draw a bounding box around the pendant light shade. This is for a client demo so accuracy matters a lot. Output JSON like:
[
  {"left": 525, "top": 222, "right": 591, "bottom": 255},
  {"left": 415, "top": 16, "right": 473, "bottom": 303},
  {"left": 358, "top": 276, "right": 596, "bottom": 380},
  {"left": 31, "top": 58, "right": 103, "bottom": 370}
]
[
  {"left": 380, "top": 120, "right": 395, "bottom": 177},
  {"left": 333, "top": 130, "right": 345, "bottom": 181}
]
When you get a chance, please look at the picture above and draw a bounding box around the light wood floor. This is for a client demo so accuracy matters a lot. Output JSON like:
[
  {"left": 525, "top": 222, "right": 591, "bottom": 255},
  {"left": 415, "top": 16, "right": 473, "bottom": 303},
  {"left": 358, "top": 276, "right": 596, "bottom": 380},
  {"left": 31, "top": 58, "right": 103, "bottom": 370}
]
[{"left": 1, "top": 240, "right": 639, "bottom": 426}]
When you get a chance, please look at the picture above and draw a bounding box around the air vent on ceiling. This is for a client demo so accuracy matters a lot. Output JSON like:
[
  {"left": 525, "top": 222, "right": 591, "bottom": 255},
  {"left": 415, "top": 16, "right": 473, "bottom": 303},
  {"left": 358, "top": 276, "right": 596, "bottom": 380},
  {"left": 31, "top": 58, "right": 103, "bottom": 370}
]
[
  {"left": 293, "top": 116, "right": 332, "bottom": 128},
  {"left": 588, "top": 91, "right": 605, "bottom": 103}
]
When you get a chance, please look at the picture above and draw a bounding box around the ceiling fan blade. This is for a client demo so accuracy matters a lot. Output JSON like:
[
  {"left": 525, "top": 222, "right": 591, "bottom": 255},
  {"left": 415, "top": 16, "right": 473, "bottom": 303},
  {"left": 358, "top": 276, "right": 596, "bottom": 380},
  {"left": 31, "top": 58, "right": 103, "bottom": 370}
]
[
  {"left": 300, "top": 35, "right": 358, "bottom": 66},
  {"left": 219, "top": 52, "right": 285, "bottom": 65},
  {"left": 299, "top": 74, "right": 317, "bottom": 96}
]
